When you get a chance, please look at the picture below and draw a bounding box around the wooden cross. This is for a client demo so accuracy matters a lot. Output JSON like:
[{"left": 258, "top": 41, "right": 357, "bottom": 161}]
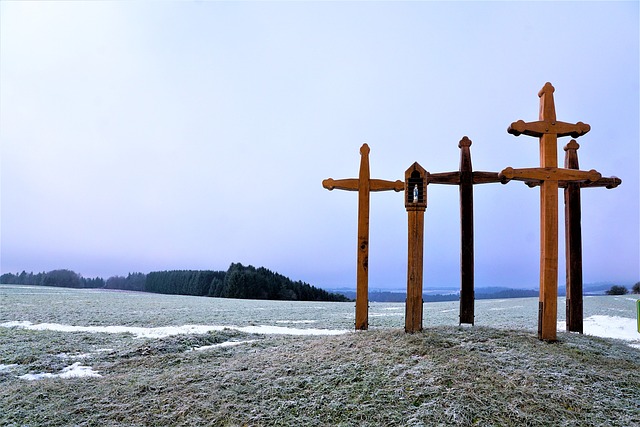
[
  {"left": 499, "top": 82, "right": 601, "bottom": 341},
  {"left": 428, "top": 137, "right": 502, "bottom": 325},
  {"left": 522, "top": 140, "right": 620, "bottom": 333},
  {"left": 323, "top": 143, "right": 403, "bottom": 330}
]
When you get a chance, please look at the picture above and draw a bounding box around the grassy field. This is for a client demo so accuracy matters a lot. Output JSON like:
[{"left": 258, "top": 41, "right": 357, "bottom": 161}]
[
  {"left": 1, "top": 325, "right": 639, "bottom": 426},
  {"left": 1, "top": 286, "right": 638, "bottom": 425}
]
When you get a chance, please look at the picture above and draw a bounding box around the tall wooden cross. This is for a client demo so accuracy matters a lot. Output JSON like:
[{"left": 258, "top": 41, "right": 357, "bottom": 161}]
[
  {"left": 323, "top": 143, "right": 403, "bottom": 330},
  {"left": 428, "top": 137, "right": 502, "bottom": 325},
  {"left": 522, "top": 140, "right": 621, "bottom": 333},
  {"left": 499, "top": 82, "right": 602, "bottom": 341}
]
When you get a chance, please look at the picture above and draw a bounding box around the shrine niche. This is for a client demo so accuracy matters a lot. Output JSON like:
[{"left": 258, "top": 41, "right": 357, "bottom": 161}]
[
  {"left": 499, "top": 82, "right": 614, "bottom": 341},
  {"left": 322, "top": 143, "right": 403, "bottom": 330}
]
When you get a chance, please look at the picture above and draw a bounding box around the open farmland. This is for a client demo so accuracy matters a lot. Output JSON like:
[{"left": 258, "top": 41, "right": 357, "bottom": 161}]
[{"left": 1, "top": 285, "right": 638, "bottom": 426}]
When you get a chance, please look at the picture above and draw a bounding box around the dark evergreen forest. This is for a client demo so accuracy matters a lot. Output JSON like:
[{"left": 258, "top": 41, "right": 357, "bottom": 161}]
[{"left": 0, "top": 264, "right": 350, "bottom": 302}]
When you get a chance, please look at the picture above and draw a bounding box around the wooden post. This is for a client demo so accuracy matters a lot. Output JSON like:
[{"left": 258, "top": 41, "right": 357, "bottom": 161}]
[
  {"left": 563, "top": 140, "right": 583, "bottom": 334},
  {"left": 323, "top": 143, "right": 403, "bottom": 330},
  {"left": 523, "top": 141, "right": 621, "bottom": 333},
  {"left": 428, "top": 137, "right": 502, "bottom": 325},
  {"left": 501, "top": 82, "right": 601, "bottom": 341},
  {"left": 405, "top": 162, "right": 427, "bottom": 333}
]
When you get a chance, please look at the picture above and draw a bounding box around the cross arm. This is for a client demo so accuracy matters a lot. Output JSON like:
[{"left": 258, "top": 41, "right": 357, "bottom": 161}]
[
  {"left": 322, "top": 178, "right": 359, "bottom": 191},
  {"left": 522, "top": 176, "right": 622, "bottom": 189},
  {"left": 580, "top": 176, "right": 621, "bottom": 189},
  {"left": 370, "top": 179, "right": 404, "bottom": 192},
  {"left": 508, "top": 120, "right": 591, "bottom": 138},
  {"left": 499, "top": 167, "right": 601, "bottom": 183},
  {"left": 428, "top": 171, "right": 503, "bottom": 185},
  {"left": 472, "top": 171, "right": 502, "bottom": 185},
  {"left": 428, "top": 172, "right": 460, "bottom": 185}
]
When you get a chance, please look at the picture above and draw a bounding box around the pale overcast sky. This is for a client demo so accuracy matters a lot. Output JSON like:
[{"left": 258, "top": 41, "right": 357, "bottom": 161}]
[{"left": 1, "top": 1, "right": 638, "bottom": 290}]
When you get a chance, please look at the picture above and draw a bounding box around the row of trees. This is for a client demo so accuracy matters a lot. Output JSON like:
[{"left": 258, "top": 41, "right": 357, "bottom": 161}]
[
  {"left": 146, "top": 270, "right": 226, "bottom": 296},
  {"left": 606, "top": 283, "right": 640, "bottom": 295},
  {"left": 145, "top": 264, "right": 349, "bottom": 302},
  {"left": 1, "top": 264, "right": 350, "bottom": 302},
  {"left": 0, "top": 269, "right": 105, "bottom": 289}
]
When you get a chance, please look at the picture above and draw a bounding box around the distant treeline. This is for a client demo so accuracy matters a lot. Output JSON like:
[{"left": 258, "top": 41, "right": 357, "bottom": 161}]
[
  {"left": 0, "top": 264, "right": 350, "bottom": 302},
  {"left": 335, "top": 288, "right": 539, "bottom": 303}
]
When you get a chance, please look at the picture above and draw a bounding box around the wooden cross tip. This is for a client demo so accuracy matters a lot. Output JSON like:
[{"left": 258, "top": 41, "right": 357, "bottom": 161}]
[
  {"left": 498, "top": 167, "right": 514, "bottom": 184},
  {"left": 538, "top": 82, "right": 555, "bottom": 98},
  {"left": 606, "top": 177, "right": 622, "bottom": 189},
  {"left": 569, "top": 122, "right": 591, "bottom": 138},
  {"left": 564, "top": 140, "right": 580, "bottom": 151},
  {"left": 585, "top": 169, "right": 602, "bottom": 182},
  {"left": 507, "top": 120, "right": 527, "bottom": 136},
  {"left": 458, "top": 136, "right": 472, "bottom": 148},
  {"left": 360, "top": 143, "right": 370, "bottom": 155},
  {"left": 322, "top": 178, "right": 336, "bottom": 190}
]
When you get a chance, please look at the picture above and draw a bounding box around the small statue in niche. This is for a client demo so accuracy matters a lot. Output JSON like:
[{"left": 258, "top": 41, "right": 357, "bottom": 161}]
[{"left": 413, "top": 184, "right": 419, "bottom": 203}]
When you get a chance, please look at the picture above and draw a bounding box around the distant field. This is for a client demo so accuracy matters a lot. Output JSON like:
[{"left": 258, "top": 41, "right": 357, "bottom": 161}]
[{"left": 1, "top": 285, "right": 638, "bottom": 426}]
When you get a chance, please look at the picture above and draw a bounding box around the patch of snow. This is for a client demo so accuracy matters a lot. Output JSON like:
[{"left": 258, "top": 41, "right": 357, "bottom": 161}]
[
  {"left": 191, "top": 340, "right": 257, "bottom": 352},
  {"left": 234, "top": 325, "right": 348, "bottom": 336},
  {"left": 489, "top": 305, "right": 524, "bottom": 311},
  {"left": 57, "top": 352, "right": 92, "bottom": 360},
  {"left": 275, "top": 320, "right": 317, "bottom": 324},
  {"left": 369, "top": 313, "right": 403, "bottom": 317},
  {"left": 558, "top": 315, "right": 640, "bottom": 348},
  {"left": 19, "top": 362, "right": 101, "bottom": 381},
  {"left": 0, "top": 364, "right": 19, "bottom": 371},
  {"left": 1, "top": 321, "right": 349, "bottom": 338}
]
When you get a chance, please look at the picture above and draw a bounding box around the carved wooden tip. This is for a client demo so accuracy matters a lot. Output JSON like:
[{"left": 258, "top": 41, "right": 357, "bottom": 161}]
[
  {"left": 322, "top": 178, "right": 335, "bottom": 190},
  {"left": 564, "top": 140, "right": 580, "bottom": 151},
  {"left": 538, "top": 82, "right": 555, "bottom": 97},
  {"left": 607, "top": 177, "right": 622, "bottom": 189},
  {"left": 570, "top": 122, "right": 591, "bottom": 138},
  {"left": 458, "top": 136, "right": 472, "bottom": 148},
  {"left": 586, "top": 169, "right": 602, "bottom": 182},
  {"left": 360, "top": 143, "right": 370, "bottom": 155},
  {"left": 507, "top": 120, "right": 526, "bottom": 136},
  {"left": 498, "top": 167, "right": 514, "bottom": 184}
]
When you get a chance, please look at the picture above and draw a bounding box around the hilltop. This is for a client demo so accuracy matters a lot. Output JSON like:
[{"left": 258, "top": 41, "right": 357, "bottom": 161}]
[{"left": 2, "top": 326, "right": 637, "bottom": 426}]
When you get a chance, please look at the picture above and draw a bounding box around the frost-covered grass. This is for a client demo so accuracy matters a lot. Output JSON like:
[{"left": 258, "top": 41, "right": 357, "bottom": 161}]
[
  {"left": 1, "top": 327, "right": 638, "bottom": 426},
  {"left": 0, "top": 285, "right": 638, "bottom": 426}
]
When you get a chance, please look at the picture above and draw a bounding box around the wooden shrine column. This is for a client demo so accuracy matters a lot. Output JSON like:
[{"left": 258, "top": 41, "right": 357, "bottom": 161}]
[
  {"left": 523, "top": 140, "right": 621, "bottom": 333},
  {"left": 429, "top": 136, "right": 502, "bottom": 325},
  {"left": 323, "top": 143, "right": 403, "bottom": 330},
  {"left": 500, "top": 82, "right": 602, "bottom": 341},
  {"left": 405, "top": 162, "right": 428, "bottom": 333}
]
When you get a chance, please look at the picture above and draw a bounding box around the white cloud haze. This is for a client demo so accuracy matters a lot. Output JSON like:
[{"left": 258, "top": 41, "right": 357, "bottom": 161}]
[{"left": 1, "top": 1, "right": 638, "bottom": 290}]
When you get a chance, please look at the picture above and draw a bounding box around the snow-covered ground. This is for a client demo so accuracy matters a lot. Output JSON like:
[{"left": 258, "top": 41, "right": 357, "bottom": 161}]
[
  {"left": 18, "top": 362, "right": 102, "bottom": 381},
  {"left": 0, "top": 320, "right": 349, "bottom": 338},
  {"left": 1, "top": 285, "right": 638, "bottom": 381},
  {"left": 558, "top": 315, "right": 640, "bottom": 349}
]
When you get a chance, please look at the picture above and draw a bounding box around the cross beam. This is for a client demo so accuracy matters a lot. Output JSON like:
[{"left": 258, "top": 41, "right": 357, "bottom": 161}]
[
  {"left": 500, "top": 82, "right": 602, "bottom": 341},
  {"left": 323, "top": 143, "right": 403, "bottom": 330},
  {"left": 521, "top": 140, "right": 621, "bottom": 333},
  {"left": 428, "top": 137, "right": 502, "bottom": 325}
]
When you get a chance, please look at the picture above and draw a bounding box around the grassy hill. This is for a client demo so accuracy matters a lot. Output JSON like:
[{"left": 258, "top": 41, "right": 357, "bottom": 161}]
[{"left": 1, "top": 326, "right": 638, "bottom": 426}]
